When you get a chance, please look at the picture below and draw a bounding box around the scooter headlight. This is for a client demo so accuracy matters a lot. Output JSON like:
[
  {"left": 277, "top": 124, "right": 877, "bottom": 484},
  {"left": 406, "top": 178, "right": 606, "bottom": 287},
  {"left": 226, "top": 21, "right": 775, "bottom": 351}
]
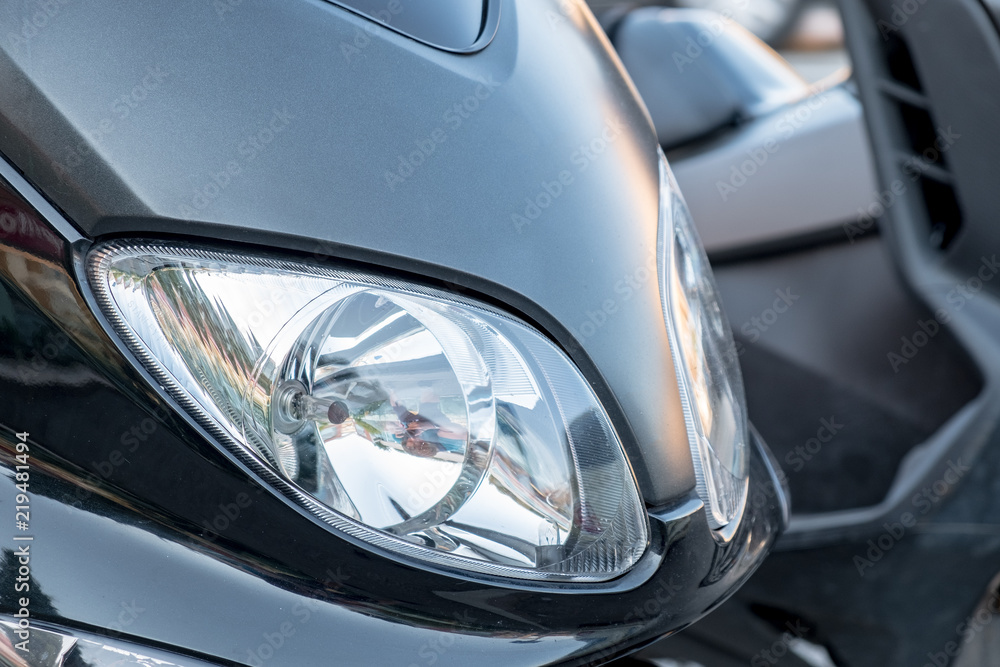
[
  {"left": 89, "top": 243, "right": 648, "bottom": 582},
  {"left": 658, "top": 150, "right": 749, "bottom": 530}
]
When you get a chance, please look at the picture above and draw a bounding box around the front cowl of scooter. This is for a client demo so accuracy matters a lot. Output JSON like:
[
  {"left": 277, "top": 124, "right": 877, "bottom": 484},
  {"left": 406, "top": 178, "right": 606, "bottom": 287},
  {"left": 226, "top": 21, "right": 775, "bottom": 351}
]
[{"left": 0, "top": 0, "right": 786, "bottom": 664}]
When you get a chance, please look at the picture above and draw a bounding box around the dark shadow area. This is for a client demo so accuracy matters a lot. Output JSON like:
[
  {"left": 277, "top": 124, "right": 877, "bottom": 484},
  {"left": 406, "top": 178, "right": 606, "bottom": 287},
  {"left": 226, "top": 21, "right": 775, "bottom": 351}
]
[{"left": 716, "top": 237, "right": 982, "bottom": 514}]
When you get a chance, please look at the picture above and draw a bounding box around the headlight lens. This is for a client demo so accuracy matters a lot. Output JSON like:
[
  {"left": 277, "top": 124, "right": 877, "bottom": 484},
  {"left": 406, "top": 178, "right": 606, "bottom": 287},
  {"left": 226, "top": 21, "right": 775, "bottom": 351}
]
[
  {"left": 658, "top": 150, "right": 749, "bottom": 529},
  {"left": 90, "top": 243, "right": 647, "bottom": 582}
]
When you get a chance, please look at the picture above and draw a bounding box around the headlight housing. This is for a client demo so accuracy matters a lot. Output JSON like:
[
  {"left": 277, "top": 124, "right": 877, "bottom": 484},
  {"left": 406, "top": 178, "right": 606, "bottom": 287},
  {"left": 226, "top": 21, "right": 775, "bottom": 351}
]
[
  {"left": 658, "top": 150, "right": 749, "bottom": 530},
  {"left": 89, "top": 243, "right": 648, "bottom": 582}
]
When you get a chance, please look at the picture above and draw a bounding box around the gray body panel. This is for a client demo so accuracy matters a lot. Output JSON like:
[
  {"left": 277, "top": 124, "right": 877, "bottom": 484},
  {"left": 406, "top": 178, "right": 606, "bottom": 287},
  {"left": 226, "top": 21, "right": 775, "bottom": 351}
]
[{"left": 0, "top": 0, "right": 694, "bottom": 502}]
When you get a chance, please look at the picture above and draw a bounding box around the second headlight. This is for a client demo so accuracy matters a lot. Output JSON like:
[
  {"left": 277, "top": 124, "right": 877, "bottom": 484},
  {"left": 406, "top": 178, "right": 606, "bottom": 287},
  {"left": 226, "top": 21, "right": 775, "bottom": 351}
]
[{"left": 658, "top": 149, "right": 749, "bottom": 531}]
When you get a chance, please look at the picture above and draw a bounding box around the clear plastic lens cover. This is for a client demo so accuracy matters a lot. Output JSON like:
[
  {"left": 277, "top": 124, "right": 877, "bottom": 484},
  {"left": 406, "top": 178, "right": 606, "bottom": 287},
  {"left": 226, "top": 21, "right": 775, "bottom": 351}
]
[
  {"left": 659, "top": 153, "right": 749, "bottom": 529},
  {"left": 90, "top": 243, "right": 648, "bottom": 582}
]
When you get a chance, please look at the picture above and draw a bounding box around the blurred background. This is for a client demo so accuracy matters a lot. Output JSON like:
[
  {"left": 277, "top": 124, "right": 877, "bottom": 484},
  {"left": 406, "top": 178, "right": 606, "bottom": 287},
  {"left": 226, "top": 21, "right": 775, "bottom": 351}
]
[
  {"left": 589, "top": 0, "right": 849, "bottom": 82},
  {"left": 583, "top": 1, "right": 997, "bottom": 665}
]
